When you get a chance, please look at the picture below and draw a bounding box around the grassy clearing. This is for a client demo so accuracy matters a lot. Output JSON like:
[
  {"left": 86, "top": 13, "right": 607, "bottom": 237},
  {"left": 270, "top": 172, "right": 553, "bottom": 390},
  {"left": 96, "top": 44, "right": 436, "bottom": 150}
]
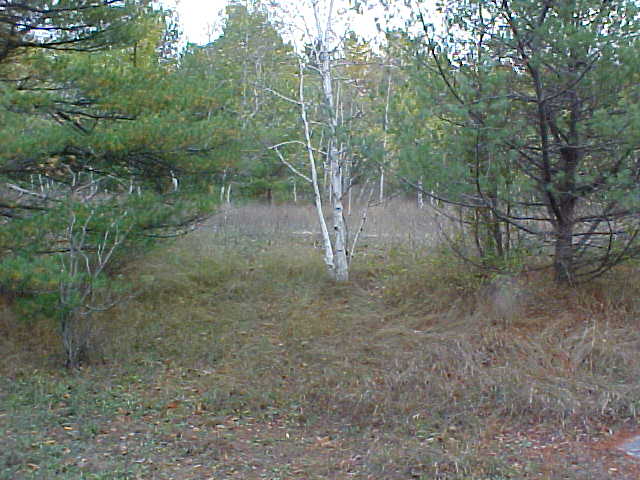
[{"left": 2, "top": 202, "right": 640, "bottom": 479}]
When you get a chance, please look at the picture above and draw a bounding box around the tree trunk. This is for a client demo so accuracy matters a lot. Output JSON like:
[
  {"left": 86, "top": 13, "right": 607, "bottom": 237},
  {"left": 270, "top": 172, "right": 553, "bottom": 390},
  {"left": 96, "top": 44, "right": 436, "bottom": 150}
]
[
  {"left": 330, "top": 144, "right": 349, "bottom": 282},
  {"left": 321, "top": 70, "right": 348, "bottom": 281},
  {"left": 297, "top": 61, "right": 335, "bottom": 276},
  {"left": 554, "top": 221, "right": 574, "bottom": 284},
  {"left": 316, "top": 5, "right": 348, "bottom": 282},
  {"left": 553, "top": 148, "right": 579, "bottom": 284},
  {"left": 61, "top": 310, "right": 92, "bottom": 369},
  {"left": 379, "top": 70, "right": 392, "bottom": 206}
]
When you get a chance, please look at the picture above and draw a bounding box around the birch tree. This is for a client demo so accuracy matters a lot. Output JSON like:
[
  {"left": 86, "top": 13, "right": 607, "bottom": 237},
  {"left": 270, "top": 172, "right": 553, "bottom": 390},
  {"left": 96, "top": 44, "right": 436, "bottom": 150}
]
[
  {"left": 312, "top": 0, "right": 350, "bottom": 281},
  {"left": 268, "top": 0, "right": 357, "bottom": 282}
]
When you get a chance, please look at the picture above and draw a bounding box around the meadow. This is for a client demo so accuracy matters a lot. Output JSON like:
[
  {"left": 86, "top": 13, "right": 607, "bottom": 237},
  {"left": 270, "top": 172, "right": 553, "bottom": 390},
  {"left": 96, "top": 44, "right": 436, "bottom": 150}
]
[{"left": 2, "top": 202, "right": 640, "bottom": 479}]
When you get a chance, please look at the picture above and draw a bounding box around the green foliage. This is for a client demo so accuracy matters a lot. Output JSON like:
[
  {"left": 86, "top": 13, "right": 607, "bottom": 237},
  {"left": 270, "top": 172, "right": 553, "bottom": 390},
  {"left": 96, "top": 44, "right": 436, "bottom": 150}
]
[
  {"left": 400, "top": 0, "right": 640, "bottom": 280},
  {"left": 181, "top": 2, "right": 300, "bottom": 200},
  {"left": 0, "top": 1, "right": 229, "bottom": 366}
]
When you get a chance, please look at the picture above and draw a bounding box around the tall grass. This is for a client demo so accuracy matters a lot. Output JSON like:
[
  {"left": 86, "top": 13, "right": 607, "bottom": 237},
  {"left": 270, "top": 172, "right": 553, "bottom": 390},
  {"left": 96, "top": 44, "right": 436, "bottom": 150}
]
[
  {"left": 111, "top": 204, "right": 640, "bottom": 431},
  {"left": 205, "top": 199, "right": 444, "bottom": 248},
  {"left": 2, "top": 202, "right": 640, "bottom": 479}
]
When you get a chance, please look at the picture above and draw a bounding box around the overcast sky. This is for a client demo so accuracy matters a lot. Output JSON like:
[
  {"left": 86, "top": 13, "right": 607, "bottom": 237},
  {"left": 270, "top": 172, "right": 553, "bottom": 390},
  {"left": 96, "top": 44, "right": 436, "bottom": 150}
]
[
  {"left": 169, "top": 0, "right": 424, "bottom": 47},
  {"left": 173, "top": 0, "right": 227, "bottom": 44}
]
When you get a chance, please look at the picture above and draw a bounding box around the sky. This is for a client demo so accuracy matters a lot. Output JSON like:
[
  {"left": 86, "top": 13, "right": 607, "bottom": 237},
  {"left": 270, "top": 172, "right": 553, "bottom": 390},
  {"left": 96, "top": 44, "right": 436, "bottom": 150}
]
[
  {"left": 174, "top": 0, "right": 227, "bottom": 44},
  {"left": 168, "top": 0, "right": 425, "bottom": 47}
]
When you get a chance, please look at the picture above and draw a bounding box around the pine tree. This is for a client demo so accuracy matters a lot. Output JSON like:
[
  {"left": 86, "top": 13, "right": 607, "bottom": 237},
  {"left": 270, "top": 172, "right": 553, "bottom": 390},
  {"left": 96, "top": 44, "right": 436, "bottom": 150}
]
[
  {"left": 182, "top": 1, "right": 300, "bottom": 203},
  {"left": 403, "top": 0, "right": 640, "bottom": 283},
  {"left": 0, "top": 1, "right": 227, "bottom": 366}
]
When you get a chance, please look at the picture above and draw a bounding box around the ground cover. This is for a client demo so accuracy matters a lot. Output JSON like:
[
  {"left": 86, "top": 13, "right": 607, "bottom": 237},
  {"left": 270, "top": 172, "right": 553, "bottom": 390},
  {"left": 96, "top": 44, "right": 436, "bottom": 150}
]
[{"left": 2, "top": 203, "right": 640, "bottom": 479}]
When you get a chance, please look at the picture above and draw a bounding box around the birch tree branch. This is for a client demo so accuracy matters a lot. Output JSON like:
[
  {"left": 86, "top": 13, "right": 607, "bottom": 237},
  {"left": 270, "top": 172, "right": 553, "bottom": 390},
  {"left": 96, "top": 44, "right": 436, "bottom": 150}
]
[
  {"left": 349, "top": 187, "right": 375, "bottom": 265},
  {"left": 261, "top": 86, "right": 302, "bottom": 105},
  {"left": 269, "top": 140, "right": 327, "bottom": 156},
  {"left": 270, "top": 146, "right": 313, "bottom": 184}
]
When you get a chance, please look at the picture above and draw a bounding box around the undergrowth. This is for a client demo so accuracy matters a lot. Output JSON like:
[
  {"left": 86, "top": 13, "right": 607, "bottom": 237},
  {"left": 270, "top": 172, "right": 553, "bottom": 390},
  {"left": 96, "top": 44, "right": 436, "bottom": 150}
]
[{"left": 2, "top": 203, "right": 640, "bottom": 479}]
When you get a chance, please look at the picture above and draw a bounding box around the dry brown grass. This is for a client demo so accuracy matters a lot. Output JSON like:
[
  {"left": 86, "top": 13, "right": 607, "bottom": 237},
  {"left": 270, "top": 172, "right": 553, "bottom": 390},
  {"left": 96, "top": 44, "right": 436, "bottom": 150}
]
[
  {"left": 3, "top": 203, "right": 640, "bottom": 479},
  {"left": 205, "top": 198, "right": 444, "bottom": 248}
]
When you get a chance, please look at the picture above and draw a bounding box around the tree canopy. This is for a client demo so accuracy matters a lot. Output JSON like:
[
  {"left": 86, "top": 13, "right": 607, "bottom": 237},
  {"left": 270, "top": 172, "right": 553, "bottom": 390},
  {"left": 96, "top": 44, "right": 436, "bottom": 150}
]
[{"left": 398, "top": 0, "right": 640, "bottom": 282}]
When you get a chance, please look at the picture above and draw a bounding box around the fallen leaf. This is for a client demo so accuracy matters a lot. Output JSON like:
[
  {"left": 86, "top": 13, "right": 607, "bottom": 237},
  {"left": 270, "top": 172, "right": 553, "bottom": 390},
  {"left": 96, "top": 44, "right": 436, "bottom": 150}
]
[{"left": 315, "top": 436, "right": 335, "bottom": 448}]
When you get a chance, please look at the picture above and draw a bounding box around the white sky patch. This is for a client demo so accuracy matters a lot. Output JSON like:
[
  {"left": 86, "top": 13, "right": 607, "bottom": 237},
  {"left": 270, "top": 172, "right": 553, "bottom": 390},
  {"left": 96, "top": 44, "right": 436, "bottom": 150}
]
[
  {"left": 170, "top": 0, "right": 228, "bottom": 44},
  {"left": 165, "top": 0, "right": 433, "bottom": 48}
]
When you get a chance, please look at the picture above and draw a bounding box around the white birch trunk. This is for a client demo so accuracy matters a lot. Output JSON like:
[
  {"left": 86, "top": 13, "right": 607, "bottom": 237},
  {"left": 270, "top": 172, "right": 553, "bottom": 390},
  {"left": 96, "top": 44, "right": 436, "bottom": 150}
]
[
  {"left": 418, "top": 178, "right": 424, "bottom": 209},
  {"left": 299, "top": 62, "right": 335, "bottom": 275},
  {"left": 220, "top": 169, "right": 227, "bottom": 203},
  {"left": 171, "top": 170, "right": 179, "bottom": 192},
  {"left": 316, "top": 1, "right": 348, "bottom": 282},
  {"left": 329, "top": 142, "right": 348, "bottom": 281},
  {"left": 268, "top": 0, "right": 357, "bottom": 283},
  {"left": 380, "top": 71, "right": 393, "bottom": 206}
]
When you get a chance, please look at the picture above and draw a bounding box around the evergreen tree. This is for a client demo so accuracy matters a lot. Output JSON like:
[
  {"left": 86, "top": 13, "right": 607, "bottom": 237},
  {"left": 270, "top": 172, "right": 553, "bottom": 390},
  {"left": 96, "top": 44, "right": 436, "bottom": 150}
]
[
  {"left": 1, "top": 0, "right": 143, "bottom": 62},
  {"left": 183, "top": 1, "right": 299, "bottom": 203},
  {"left": 0, "top": 2, "right": 228, "bottom": 366},
  {"left": 403, "top": 0, "right": 640, "bottom": 283}
]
